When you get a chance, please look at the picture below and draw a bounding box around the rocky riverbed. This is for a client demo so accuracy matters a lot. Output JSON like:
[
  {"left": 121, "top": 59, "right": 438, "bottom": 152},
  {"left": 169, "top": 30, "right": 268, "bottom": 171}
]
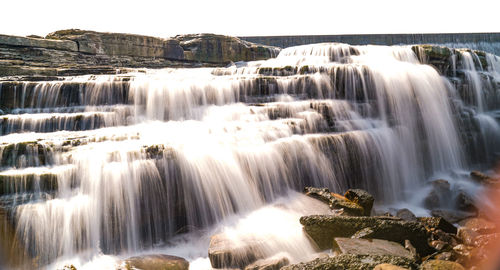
[{"left": 104, "top": 170, "right": 499, "bottom": 270}]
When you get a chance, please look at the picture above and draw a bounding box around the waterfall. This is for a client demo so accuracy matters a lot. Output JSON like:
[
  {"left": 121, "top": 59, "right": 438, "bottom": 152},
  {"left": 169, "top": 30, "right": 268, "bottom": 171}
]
[{"left": 0, "top": 43, "right": 499, "bottom": 268}]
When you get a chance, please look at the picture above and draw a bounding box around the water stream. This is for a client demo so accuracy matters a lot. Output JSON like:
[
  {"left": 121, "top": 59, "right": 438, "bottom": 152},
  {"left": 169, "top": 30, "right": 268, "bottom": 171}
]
[{"left": 0, "top": 43, "right": 499, "bottom": 269}]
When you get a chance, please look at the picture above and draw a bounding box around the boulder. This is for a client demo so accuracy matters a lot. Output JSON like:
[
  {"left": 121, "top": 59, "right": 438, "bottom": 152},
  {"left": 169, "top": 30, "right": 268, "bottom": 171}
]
[
  {"left": 344, "top": 188, "right": 375, "bottom": 216},
  {"left": 457, "top": 227, "right": 479, "bottom": 246},
  {"left": 244, "top": 255, "right": 289, "bottom": 270},
  {"left": 458, "top": 218, "right": 496, "bottom": 234},
  {"left": 420, "top": 260, "right": 465, "bottom": 270},
  {"left": 430, "top": 209, "right": 476, "bottom": 224},
  {"left": 423, "top": 179, "right": 451, "bottom": 210},
  {"left": 396, "top": 209, "right": 417, "bottom": 222},
  {"left": 333, "top": 238, "right": 413, "bottom": 259},
  {"left": 174, "top": 34, "right": 280, "bottom": 64},
  {"left": 304, "top": 187, "right": 365, "bottom": 216},
  {"left": 208, "top": 234, "right": 266, "bottom": 268},
  {"left": 299, "top": 215, "right": 433, "bottom": 255},
  {"left": 281, "top": 254, "right": 417, "bottom": 270},
  {"left": 455, "top": 191, "right": 477, "bottom": 213},
  {"left": 122, "top": 254, "right": 189, "bottom": 270},
  {"left": 374, "top": 264, "right": 410, "bottom": 270},
  {"left": 46, "top": 29, "right": 185, "bottom": 59}
]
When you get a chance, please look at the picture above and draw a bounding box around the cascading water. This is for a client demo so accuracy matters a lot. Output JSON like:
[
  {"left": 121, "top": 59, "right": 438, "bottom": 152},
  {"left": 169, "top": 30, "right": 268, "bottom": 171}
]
[{"left": 0, "top": 42, "right": 499, "bottom": 269}]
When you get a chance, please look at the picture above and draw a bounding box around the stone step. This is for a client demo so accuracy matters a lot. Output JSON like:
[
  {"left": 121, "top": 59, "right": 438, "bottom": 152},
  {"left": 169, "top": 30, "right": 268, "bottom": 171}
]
[
  {"left": 0, "top": 165, "right": 75, "bottom": 195},
  {"left": 0, "top": 110, "right": 130, "bottom": 135}
]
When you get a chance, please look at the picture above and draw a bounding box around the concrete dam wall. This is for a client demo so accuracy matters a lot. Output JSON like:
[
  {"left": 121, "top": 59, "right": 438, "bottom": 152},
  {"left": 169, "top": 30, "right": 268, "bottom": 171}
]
[{"left": 240, "top": 33, "right": 500, "bottom": 55}]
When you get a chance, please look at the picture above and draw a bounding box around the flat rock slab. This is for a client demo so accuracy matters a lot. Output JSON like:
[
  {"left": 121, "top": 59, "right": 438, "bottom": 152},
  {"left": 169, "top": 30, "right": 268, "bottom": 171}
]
[
  {"left": 300, "top": 215, "right": 433, "bottom": 255},
  {"left": 281, "top": 254, "right": 417, "bottom": 270},
  {"left": 122, "top": 254, "right": 189, "bottom": 270},
  {"left": 420, "top": 259, "right": 465, "bottom": 270},
  {"left": 333, "top": 238, "right": 413, "bottom": 259},
  {"left": 208, "top": 234, "right": 266, "bottom": 269}
]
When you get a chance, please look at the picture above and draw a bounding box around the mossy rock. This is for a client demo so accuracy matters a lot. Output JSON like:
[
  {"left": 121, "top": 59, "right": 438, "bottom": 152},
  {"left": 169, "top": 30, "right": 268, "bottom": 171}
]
[
  {"left": 282, "top": 254, "right": 417, "bottom": 270},
  {"left": 300, "top": 215, "right": 434, "bottom": 255}
]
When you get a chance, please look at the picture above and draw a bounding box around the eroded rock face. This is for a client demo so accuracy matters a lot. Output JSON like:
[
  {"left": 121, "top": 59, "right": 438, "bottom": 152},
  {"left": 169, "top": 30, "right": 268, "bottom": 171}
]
[
  {"left": 0, "top": 30, "right": 281, "bottom": 76},
  {"left": 299, "top": 215, "right": 433, "bottom": 255},
  {"left": 121, "top": 254, "right": 189, "bottom": 270},
  {"left": 46, "top": 29, "right": 184, "bottom": 59},
  {"left": 175, "top": 34, "right": 280, "bottom": 64}
]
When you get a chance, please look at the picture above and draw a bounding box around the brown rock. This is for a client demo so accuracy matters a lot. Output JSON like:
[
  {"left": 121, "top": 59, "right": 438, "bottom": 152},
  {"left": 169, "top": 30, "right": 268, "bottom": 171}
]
[
  {"left": 344, "top": 189, "right": 375, "bottom": 216},
  {"left": 417, "top": 217, "right": 457, "bottom": 234},
  {"left": 457, "top": 227, "right": 479, "bottom": 246},
  {"left": 122, "top": 254, "right": 189, "bottom": 270},
  {"left": 458, "top": 218, "right": 496, "bottom": 234},
  {"left": 208, "top": 234, "right": 266, "bottom": 268},
  {"left": 396, "top": 209, "right": 417, "bottom": 222},
  {"left": 374, "top": 263, "right": 410, "bottom": 270},
  {"left": 420, "top": 259, "right": 465, "bottom": 270},
  {"left": 304, "top": 187, "right": 364, "bottom": 216},
  {"left": 333, "top": 238, "right": 413, "bottom": 259},
  {"left": 244, "top": 255, "right": 289, "bottom": 270},
  {"left": 430, "top": 209, "right": 476, "bottom": 224}
]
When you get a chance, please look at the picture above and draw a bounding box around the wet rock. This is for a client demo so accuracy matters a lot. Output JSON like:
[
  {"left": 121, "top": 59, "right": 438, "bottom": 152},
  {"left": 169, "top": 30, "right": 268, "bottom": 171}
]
[
  {"left": 455, "top": 191, "right": 477, "bottom": 213},
  {"left": 333, "top": 238, "right": 413, "bottom": 259},
  {"left": 122, "top": 254, "right": 189, "bottom": 270},
  {"left": 472, "top": 233, "right": 500, "bottom": 264},
  {"left": 300, "top": 215, "right": 433, "bottom": 255},
  {"left": 208, "top": 234, "right": 265, "bottom": 268},
  {"left": 473, "top": 232, "right": 500, "bottom": 247},
  {"left": 281, "top": 254, "right": 417, "bottom": 270},
  {"left": 457, "top": 228, "right": 479, "bottom": 246},
  {"left": 430, "top": 240, "right": 452, "bottom": 252},
  {"left": 433, "top": 251, "right": 456, "bottom": 261},
  {"left": 396, "top": 209, "right": 417, "bottom": 222},
  {"left": 417, "top": 217, "right": 457, "bottom": 234},
  {"left": 374, "top": 264, "right": 410, "bottom": 270},
  {"left": 452, "top": 244, "right": 474, "bottom": 265},
  {"left": 424, "top": 179, "right": 451, "bottom": 210},
  {"left": 429, "top": 229, "right": 460, "bottom": 248},
  {"left": 430, "top": 209, "right": 475, "bottom": 224},
  {"left": 404, "top": 240, "right": 419, "bottom": 260},
  {"left": 411, "top": 45, "right": 453, "bottom": 75},
  {"left": 304, "top": 187, "right": 364, "bottom": 216},
  {"left": 344, "top": 188, "right": 374, "bottom": 216},
  {"left": 458, "top": 218, "right": 496, "bottom": 234},
  {"left": 420, "top": 259, "right": 465, "bottom": 270},
  {"left": 470, "top": 171, "right": 497, "bottom": 185},
  {"left": 243, "top": 255, "right": 289, "bottom": 270}
]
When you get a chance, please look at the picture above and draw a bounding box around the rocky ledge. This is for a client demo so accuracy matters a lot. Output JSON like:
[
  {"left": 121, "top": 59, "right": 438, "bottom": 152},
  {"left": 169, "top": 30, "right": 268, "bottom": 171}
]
[{"left": 0, "top": 30, "right": 280, "bottom": 76}]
